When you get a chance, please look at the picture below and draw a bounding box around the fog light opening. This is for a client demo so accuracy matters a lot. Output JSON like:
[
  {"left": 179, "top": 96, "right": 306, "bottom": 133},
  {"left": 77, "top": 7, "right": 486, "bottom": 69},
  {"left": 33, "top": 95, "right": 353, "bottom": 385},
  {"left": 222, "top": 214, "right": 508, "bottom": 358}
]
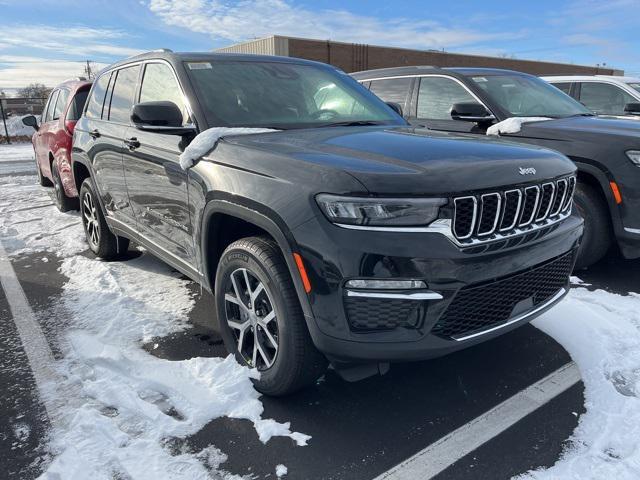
[{"left": 345, "top": 279, "right": 427, "bottom": 290}]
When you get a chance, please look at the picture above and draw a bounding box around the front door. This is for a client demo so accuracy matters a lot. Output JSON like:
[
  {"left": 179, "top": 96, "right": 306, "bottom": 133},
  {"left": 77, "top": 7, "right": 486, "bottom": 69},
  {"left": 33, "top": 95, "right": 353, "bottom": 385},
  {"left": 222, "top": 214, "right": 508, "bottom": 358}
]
[{"left": 122, "top": 61, "right": 195, "bottom": 265}]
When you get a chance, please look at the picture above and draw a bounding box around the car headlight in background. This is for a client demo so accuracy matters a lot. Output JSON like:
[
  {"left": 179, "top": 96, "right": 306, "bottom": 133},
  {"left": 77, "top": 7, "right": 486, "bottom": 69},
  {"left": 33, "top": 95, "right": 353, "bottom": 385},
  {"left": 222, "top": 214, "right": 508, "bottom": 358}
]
[
  {"left": 316, "top": 194, "right": 446, "bottom": 227},
  {"left": 626, "top": 150, "right": 640, "bottom": 166}
]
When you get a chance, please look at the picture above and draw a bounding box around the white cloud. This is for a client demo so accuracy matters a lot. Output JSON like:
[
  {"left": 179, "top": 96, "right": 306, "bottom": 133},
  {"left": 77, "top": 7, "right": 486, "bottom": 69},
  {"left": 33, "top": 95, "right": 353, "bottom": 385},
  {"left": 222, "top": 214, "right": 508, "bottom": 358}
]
[
  {"left": 147, "top": 0, "right": 523, "bottom": 50},
  {"left": 0, "top": 56, "right": 109, "bottom": 89}
]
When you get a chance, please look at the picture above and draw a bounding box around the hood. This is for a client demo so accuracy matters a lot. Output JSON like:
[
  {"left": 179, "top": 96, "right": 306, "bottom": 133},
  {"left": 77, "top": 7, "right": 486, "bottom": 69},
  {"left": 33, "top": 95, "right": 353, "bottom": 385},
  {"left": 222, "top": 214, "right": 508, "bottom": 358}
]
[
  {"left": 222, "top": 126, "right": 576, "bottom": 195},
  {"left": 519, "top": 115, "right": 640, "bottom": 140}
]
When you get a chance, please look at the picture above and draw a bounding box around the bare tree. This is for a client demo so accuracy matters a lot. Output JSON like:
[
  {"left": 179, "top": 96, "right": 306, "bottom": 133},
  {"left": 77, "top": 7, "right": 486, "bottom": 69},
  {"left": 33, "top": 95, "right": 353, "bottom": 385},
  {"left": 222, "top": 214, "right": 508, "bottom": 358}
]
[{"left": 18, "top": 83, "right": 51, "bottom": 99}]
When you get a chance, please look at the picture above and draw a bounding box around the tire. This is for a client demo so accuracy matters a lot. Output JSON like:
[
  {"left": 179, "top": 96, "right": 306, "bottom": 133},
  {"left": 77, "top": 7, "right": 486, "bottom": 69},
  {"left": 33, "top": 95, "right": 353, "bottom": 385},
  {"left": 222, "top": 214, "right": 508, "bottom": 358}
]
[
  {"left": 36, "top": 159, "right": 52, "bottom": 187},
  {"left": 573, "top": 182, "right": 611, "bottom": 269},
  {"left": 79, "top": 178, "right": 129, "bottom": 259},
  {"left": 52, "top": 162, "right": 79, "bottom": 212},
  {"left": 215, "top": 236, "right": 327, "bottom": 396}
]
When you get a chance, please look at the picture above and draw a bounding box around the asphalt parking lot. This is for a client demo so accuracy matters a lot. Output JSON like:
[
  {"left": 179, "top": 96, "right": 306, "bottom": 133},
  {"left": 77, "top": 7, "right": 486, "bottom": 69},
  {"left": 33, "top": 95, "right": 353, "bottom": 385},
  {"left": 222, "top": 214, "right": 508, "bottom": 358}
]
[{"left": 1, "top": 149, "right": 639, "bottom": 479}]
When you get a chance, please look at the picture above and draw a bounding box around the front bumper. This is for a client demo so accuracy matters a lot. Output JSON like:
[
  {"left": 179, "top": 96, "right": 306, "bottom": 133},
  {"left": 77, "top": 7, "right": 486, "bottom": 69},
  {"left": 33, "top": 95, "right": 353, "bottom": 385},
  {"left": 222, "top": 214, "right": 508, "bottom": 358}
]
[{"left": 292, "top": 213, "right": 583, "bottom": 363}]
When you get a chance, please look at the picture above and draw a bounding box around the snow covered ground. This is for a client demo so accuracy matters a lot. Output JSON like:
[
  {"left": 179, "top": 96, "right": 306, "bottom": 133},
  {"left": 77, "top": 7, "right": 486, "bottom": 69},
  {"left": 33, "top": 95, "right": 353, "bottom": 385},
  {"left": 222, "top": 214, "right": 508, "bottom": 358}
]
[
  {"left": 0, "top": 142, "right": 35, "bottom": 163},
  {"left": 2, "top": 141, "right": 640, "bottom": 479}
]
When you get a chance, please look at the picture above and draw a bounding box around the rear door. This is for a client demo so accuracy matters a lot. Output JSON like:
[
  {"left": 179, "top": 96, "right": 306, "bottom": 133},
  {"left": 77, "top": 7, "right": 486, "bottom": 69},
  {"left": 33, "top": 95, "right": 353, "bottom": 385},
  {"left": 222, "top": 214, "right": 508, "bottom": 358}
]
[
  {"left": 122, "top": 61, "right": 196, "bottom": 264},
  {"left": 35, "top": 89, "right": 59, "bottom": 176}
]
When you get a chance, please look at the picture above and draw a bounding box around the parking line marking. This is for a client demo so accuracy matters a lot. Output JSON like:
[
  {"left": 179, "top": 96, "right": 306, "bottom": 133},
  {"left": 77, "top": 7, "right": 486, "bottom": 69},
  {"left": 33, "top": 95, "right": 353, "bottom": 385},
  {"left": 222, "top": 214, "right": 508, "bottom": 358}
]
[
  {"left": 373, "top": 361, "right": 581, "bottom": 480},
  {"left": 0, "top": 240, "right": 69, "bottom": 429}
]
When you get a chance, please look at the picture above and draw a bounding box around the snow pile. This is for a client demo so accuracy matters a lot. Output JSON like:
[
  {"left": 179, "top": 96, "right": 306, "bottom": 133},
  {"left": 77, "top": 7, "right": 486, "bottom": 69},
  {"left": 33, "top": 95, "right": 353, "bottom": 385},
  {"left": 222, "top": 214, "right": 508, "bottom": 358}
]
[
  {"left": 486, "top": 117, "right": 552, "bottom": 136},
  {"left": 39, "top": 253, "right": 308, "bottom": 478},
  {"left": 2, "top": 115, "right": 38, "bottom": 137},
  {"left": 519, "top": 284, "right": 640, "bottom": 479},
  {"left": 179, "top": 127, "right": 278, "bottom": 169},
  {"left": 276, "top": 464, "right": 288, "bottom": 477},
  {"left": 0, "top": 174, "right": 85, "bottom": 257}
]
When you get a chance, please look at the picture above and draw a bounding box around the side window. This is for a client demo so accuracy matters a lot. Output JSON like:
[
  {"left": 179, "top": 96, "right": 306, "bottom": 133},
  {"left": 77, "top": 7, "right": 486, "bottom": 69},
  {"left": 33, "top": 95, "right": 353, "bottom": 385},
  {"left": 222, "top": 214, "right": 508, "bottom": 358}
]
[
  {"left": 42, "top": 90, "right": 57, "bottom": 122},
  {"left": 579, "top": 82, "right": 636, "bottom": 115},
  {"left": 369, "top": 78, "right": 412, "bottom": 111},
  {"left": 108, "top": 65, "right": 140, "bottom": 124},
  {"left": 139, "top": 63, "right": 189, "bottom": 124},
  {"left": 52, "top": 88, "right": 70, "bottom": 120},
  {"left": 552, "top": 82, "right": 572, "bottom": 95},
  {"left": 67, "top": 90, "right": 90, "bottom": 121},
  {"left": 417, "top": 77, "right": 480, "bottom": 120},
  {"left": 85, "top": 73, "right": 111, "bottom": 119}
]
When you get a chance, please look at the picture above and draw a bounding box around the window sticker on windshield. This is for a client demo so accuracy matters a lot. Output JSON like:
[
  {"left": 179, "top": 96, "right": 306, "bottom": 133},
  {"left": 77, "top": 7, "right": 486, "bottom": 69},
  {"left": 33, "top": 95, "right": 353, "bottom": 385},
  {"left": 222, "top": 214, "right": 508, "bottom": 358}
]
[
  {"left": 187, "top": 62, "right": 212, "bottom": 70},
  {"left": 473, "top": 77, "right": 488, "bottom": 82}
]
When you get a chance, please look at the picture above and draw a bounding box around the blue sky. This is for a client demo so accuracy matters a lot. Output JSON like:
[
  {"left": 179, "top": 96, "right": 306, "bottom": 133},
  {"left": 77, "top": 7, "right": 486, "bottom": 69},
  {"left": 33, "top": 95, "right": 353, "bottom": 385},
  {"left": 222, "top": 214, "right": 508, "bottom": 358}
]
[{"left": 1, "top": 0, "right": 638, "bottom": 90}]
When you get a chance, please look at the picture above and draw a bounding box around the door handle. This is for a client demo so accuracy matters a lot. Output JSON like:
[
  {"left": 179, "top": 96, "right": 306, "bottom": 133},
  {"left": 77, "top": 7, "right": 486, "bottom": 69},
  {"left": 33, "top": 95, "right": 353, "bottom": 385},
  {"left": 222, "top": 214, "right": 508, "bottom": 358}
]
[
  {"left": 89, "top": 129, "right": 100, "bottom": 139},
  {"left": 124, "top": 137, "right": 140, "bottom": 150}
]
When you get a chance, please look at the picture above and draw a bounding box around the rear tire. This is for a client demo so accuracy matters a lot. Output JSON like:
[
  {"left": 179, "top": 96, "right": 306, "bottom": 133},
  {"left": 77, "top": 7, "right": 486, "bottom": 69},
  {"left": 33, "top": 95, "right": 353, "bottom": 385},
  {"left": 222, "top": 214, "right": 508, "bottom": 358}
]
[
  {"left": 573, "top": 182, "right": 611, "bottom": 269},
  {"left": 52, "top": 162, "right": 79, "bottom": 212},
  {"left": 80, "top": 178, "right": 129, "bottom": 259},
  {"left": 215, "top": 236, "right": 327, "bottom": 396}
]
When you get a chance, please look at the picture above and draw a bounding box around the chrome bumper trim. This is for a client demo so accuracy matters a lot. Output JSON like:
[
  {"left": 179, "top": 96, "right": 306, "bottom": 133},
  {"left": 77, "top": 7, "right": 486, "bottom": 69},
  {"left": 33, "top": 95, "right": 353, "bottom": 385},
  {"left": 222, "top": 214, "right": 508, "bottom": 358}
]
[
  {"left": 624, "top": 227, "right": 640, "bottom": 235},
  {"left": 452, "top": 287, "right": 567, "bottom": 342}
]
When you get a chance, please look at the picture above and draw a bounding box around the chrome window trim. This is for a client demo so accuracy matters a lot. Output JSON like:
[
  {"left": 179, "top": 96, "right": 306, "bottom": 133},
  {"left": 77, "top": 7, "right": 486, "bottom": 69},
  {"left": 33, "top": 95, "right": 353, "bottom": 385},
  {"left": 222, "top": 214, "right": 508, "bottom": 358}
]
[
  {"left": 500, "top": 189, "right": 523, "bottom": 232},
  {"left": 453, "top": 196, "right": 478, "bottom": 240},
  {"left": 562, "top": 177, "right": 576, "bottom": 211}
]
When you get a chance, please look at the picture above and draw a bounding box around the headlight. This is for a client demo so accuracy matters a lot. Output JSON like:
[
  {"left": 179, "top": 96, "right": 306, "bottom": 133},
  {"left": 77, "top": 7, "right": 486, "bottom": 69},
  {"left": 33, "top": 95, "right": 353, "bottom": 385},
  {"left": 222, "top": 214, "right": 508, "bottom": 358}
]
[
  {"left": 626, "top": 150, "right": 640, "bottom": 166},
  {"left": 316, "top": 194, "right": 446, "bottom": 227}
]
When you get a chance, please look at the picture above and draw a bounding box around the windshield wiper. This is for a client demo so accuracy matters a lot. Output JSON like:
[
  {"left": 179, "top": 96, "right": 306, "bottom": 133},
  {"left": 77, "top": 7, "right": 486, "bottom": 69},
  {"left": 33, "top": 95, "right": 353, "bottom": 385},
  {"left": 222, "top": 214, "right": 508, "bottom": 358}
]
[
  {"left": 319, "top": 120, "right": 389, "bottom": 127},
  {"left": 566, "top": 113, "right": 596, "bottom": 117}
]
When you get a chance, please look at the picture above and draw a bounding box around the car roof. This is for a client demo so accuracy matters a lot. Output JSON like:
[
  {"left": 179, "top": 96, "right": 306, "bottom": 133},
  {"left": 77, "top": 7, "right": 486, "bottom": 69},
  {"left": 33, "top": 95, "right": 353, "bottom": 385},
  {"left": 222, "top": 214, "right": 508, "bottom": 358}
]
[
  {"left": 55, "top": 78, "right": 93, "bottom": 91},
  {"left": 351, "top": 66, "right": 529, "bottom": 79},
  {"left": 100, "top": 50, "right": 333, "bottom": 76},
  {"left": 541, "top": 75, "right": 640, "bottom": 83}
]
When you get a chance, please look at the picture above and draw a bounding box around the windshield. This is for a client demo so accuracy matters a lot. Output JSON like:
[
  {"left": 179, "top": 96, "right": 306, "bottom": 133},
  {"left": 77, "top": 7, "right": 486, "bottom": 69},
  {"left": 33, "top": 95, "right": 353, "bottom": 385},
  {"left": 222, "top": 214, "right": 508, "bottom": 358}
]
[
  {"left": 628, "top": 82, "right": 640, "bottom": 94},
  {"left": 186, "top": 60, "right": 404, "bottom": 129},
  {"left": 470, "top": 74, "right": 592, "bottom": 118}
]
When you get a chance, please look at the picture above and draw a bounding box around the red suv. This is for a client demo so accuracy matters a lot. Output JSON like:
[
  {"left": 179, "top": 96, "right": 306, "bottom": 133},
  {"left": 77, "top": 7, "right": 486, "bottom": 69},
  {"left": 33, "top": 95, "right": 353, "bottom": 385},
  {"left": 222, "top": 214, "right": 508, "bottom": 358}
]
[{"left": 22, "top": 78, "right": 92, "bottom": 211}]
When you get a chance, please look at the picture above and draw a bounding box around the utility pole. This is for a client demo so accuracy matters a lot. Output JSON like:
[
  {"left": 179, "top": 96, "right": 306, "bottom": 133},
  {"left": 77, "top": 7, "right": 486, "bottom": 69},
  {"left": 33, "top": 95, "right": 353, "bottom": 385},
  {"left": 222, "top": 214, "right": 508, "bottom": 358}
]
[
  {"left": 84, "top": 60, "right": 93, "bottom": 79},
  {"left": 1, "top": 99, "right": 10, "bottom": 145}
]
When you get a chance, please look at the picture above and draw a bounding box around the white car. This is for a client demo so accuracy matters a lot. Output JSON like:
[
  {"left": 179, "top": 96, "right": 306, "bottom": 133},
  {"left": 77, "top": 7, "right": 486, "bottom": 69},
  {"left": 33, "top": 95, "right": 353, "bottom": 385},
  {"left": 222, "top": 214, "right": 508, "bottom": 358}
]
[{"left": 542, "top": 75, "right": 640, "bottom": 119}]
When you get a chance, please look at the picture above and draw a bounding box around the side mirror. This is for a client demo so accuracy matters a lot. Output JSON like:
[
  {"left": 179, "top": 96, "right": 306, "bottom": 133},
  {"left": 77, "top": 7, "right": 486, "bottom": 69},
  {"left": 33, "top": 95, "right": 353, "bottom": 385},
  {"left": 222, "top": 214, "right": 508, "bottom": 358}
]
[
  {"left": 386, "top": 101, "right": 403, "bottom": 117},
  {"left": 451, "top": 103, "right": 495, "bottom": 123},
  {"left": 131, "top": 101, "right": 195, "bottom": 135},
  {"left": 624, "top": 103, "right": 640, "bottom": 115},
  {"left": 22, "top": 115, "right": 39, "bottom": 131}
]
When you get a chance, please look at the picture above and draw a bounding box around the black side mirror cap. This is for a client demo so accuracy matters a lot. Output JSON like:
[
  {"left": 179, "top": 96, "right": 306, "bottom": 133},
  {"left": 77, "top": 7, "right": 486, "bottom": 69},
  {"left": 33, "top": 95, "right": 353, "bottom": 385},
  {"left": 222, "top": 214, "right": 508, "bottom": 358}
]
[
  {"left": 386, "top": 101, "right": 403, "bottom": 117},
  {"left": 451, "top": 102, "right": 496, "bottom": 123},
  {"left": 131, "top": 101, "right": 196, "bottom": 135},
  {"left": 624, "top": 102, "right": 640, "bottom": 115},
  {"left": 22, "top": 115, "right": 39, "bottom": 131}
]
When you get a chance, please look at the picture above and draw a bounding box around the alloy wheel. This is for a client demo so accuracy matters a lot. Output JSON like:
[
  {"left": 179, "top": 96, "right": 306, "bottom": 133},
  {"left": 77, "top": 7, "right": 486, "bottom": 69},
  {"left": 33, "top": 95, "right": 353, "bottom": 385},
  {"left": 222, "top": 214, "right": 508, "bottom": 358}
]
[
  {"left": 82, "top": 190, "right": 100, "bottom": 249},
  {"left": 224, "top": 267, "right": 279, "bottom": 370}
]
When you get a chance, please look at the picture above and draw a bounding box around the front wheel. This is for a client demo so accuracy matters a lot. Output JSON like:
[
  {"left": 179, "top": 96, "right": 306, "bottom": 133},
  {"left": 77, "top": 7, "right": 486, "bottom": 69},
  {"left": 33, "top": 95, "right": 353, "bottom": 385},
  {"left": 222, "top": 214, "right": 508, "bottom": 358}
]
[
  {"left": 573, "top": 182, "right": 612, "bottom": 269},
  {"left": 80, "top": 178, "right": 129, "bottom": 259},
  {"left": 215, "top": 236, "right": 327, "bottom": 396}
]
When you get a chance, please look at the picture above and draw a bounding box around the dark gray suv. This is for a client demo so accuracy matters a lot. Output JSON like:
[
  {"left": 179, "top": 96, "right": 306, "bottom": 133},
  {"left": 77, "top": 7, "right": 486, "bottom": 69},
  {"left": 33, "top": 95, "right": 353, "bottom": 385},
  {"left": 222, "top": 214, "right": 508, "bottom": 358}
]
[{"left": 70, "top": 51, "right": 581, "bottom": 395}]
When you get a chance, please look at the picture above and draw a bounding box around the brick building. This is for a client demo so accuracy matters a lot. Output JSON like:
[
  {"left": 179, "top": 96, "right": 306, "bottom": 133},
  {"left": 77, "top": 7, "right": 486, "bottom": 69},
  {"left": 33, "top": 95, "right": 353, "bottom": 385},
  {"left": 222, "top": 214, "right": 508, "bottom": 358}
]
[{"left": 216, "top": 35, "right": 622, "bottom": 76}]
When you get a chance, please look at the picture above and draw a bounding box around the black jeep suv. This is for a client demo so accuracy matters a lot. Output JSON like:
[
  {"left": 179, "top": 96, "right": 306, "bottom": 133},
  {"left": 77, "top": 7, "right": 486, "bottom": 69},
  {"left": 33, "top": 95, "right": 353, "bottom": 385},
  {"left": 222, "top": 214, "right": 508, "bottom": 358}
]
[
  {"left": 71, "top": 52, "right": 582, "bottom": 395},
  {"left": 353, "top": 66, "right": 640, "bottom": 268}
]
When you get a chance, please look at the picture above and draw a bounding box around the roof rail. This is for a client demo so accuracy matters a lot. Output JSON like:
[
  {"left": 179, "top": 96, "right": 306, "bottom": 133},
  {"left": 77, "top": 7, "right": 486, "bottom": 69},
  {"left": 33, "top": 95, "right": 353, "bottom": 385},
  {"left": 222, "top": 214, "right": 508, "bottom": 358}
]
[{"left": 151, "top": 48, "right": 173, "bottom": 53}]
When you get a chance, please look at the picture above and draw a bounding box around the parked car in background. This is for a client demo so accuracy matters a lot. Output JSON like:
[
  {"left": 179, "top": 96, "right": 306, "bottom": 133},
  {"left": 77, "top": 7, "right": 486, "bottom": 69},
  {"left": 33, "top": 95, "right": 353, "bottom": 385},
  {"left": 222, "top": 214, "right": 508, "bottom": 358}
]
[
  {"left": 22, "top": 78, "right": 92, "bottom": 211},
  {"left": 353, "top": 66, "right": 640, "bottom": 268},
  {"left": 542, "top": 75, "right": 640, "bottom": 118},
  {"left": 71, "top": 51, "right": 582, "bottom": 395}
]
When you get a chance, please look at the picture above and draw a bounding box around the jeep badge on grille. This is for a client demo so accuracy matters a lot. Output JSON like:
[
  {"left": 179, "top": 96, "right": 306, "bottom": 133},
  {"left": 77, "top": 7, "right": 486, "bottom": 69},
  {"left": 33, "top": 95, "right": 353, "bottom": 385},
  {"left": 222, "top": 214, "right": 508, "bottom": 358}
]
[{"left": 519, "top": 167, "right": 537, "bottom": 175}]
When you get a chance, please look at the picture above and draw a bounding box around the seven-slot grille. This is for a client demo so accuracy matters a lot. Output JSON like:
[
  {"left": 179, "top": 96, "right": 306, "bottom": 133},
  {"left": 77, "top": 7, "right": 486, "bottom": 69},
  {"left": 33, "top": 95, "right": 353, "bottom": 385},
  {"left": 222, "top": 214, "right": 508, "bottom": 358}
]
[{"left": 452, "top": 176, "right": 575, "bottom": 243}]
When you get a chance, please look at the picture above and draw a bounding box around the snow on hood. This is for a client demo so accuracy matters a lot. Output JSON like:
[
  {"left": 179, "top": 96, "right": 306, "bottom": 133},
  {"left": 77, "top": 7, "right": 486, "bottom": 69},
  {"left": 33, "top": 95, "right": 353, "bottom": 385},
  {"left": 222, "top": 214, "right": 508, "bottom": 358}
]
[
  {"left": 486, "top": 117, "right": 552, "bottom": 136},
  {"left": 179, "top": 127, "right": 279, "bottom": 170}
]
